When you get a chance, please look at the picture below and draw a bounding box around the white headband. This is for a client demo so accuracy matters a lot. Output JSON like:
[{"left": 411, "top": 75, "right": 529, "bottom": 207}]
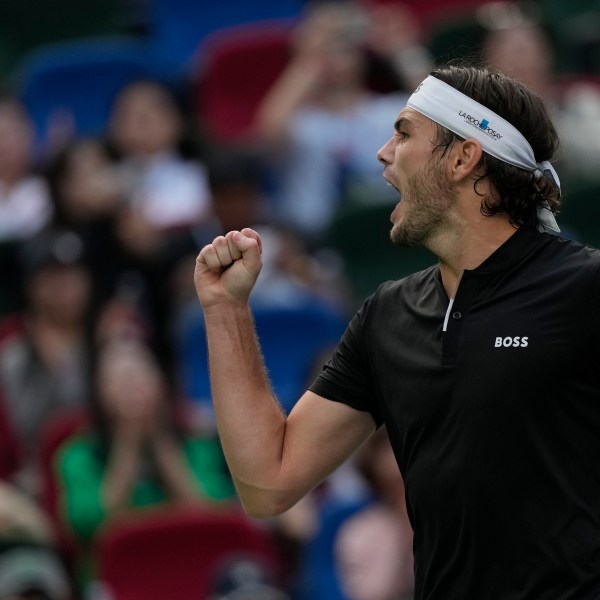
[{"left": 407, "top": 75, "right": 560, "bottom": 233}]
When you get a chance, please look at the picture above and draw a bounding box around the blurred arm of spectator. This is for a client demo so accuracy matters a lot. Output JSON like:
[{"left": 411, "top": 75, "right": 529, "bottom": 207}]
[
  {"left": 254, "top": 2, "right": 370, "bottom": 146},
  {"left": 365, "top": 3, "right": 433, "bottom": 91},
  {"left": 0, "top": 482, "right": 72, "bottom": 600}
]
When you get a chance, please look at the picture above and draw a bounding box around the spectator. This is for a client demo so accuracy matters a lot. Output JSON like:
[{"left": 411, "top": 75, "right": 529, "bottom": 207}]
[
  {"left": 363, "top": 2, "right": 434, "bottom": 92},
  {"left": 54, "top": 337, "right": 236, "bottom": 593},
  {"left": 0, "top": 481, "right": 72, "bottom": 600},
  {"left": 47, "top": 137, "right": 122, "bottom": 230},
  {"left": 254, "top": 1, "right": 419, "bottom": 240},
  {"left": 334, "top": 428, "right": 414, "bottom": 600},
  {"left": 104, "top": 81, "right": 213, "bottom": 360},
  {"left": 0, "top": 228, "right": 93, "bottom": 498},
  {"left": 45, "top": 138, "right": 127, "bottom": 321},
  {"left": 209, "top": 556, "right": 291, "bottom": 600},
  {"left": 0, "top": 95, "right": 52, "bottom": 242},
  {"left": 206, "top": 147, "right": 351, "bottom": 311},
  {"left": 48, "top": 133, "right": 198, "bottom": 364},
  {"left": 480, "top": 4, "right": 600, "bottom": 181},
  {"left": 108, "top": 79, "right": 211, "bottom": 234},
  {"left": 0, "top": 95, "right": 53, "bottom": 317}
]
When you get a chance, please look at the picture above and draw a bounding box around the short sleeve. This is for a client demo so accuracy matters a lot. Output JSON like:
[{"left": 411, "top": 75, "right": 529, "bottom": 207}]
[{"left": 309, "top": 296, "right": 383, "bottom": 427}]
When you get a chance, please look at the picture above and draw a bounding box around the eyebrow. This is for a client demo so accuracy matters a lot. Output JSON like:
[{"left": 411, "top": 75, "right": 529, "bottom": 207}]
[{"left": 394, "top": 117, "right": 414, "bottom": 133}]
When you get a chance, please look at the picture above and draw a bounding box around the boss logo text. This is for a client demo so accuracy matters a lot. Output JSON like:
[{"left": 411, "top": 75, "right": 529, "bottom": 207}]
[{"left": 494, "top": 336, "right": 528, "bottom": 348}]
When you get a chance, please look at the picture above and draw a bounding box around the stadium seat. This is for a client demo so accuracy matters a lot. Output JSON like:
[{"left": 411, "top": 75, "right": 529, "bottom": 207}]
[
  {"left": 16, "top": 37, "right": 153, "bottom": 151},
  {"left": 177, "top": 300, "right": 348, "bottom": 414},
  {"left": 146, "top": 0, "right": 304, "bottom": 80},
  {"left": 193, "top": 22, "right": 292, "bottom": 144},
  {"left": 95, "top": 507, "right": 279, "bottom": 600},
  {"left": 326, "top": 203, "right": 437, "bottom": 304},
  {"left": 296, "top": 498, "right": 372, "bottom": 600}
]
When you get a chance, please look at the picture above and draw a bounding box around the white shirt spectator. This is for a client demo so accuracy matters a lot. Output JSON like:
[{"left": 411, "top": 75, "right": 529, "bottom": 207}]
[
  {"left": 0, "top": 176, "right": 52, "bottom": 241},
  {"left": 275, "top": 93, "right": 407, "bottom": 236},
  {"left": 119, "top": 152, "right": 211, "bottom": 230}
]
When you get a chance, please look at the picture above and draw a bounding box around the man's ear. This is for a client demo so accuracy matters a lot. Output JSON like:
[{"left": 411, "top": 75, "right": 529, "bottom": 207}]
[{"left": 448, "top": 138, "right": 483, "bottom": 182}]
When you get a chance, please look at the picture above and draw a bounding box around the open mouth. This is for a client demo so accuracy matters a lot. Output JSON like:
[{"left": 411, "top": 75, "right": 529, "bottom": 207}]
[{"left": 386, "top": 179, "right": 401, "bottom": 196}]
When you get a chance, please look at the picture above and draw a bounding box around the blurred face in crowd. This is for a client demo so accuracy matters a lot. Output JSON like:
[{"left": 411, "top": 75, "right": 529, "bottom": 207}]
[
  {"left": 320, "top": 43, "right": 366, "bottom": 89},
  {"left": 483, "top": 25, "right": 554, "bottom": 94},
  {"left": 28, "top": 263, "right": 91, "bottom": 326},
  {"left": 293, "top": 3, "right": 368, "bottom": 90},
  {"left": 0, "top": 100, "right": 34, "bottom": 184},
  {"left": 110, "top": 82, "right": 183, "bottom": 158},
  {"left": 58, "top": 140, "right": 121, "bottom": 220},
  {"left": 97, "top": 340, "right": 166, "bottom": 426}
]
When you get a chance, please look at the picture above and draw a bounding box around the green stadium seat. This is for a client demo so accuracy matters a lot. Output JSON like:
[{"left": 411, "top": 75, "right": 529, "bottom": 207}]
[{"left": 326, "top": 203, "right": 437, "bottom": 305}]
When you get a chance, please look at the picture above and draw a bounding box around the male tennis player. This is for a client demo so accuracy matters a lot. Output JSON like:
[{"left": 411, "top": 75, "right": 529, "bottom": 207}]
[{"left": 195, "top": 65, "right": 600, "bottom": 599}]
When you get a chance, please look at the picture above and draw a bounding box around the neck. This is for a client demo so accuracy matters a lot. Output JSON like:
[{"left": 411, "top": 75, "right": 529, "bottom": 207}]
[{"left": 428, "top": 211, "right": 517, "bottom": 298}]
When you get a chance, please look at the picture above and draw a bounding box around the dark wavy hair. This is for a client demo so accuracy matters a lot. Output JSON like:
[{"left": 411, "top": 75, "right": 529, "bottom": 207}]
[{"left": 430, "top": 65, "right": 561, "bottom": 230}]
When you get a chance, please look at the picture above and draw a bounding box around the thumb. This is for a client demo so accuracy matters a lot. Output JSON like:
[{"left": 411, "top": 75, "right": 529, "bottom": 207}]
[{"left": 232, "top": 230, "right": 262, "bottom": 271}]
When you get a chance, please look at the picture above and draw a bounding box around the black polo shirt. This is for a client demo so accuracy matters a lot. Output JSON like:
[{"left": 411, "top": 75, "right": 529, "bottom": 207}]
[{"left": 310, "top": 228, "right": 600, "bottom": 600}]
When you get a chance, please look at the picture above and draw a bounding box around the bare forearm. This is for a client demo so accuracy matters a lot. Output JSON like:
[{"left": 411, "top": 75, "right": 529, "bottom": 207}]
[
  {"left": 151, "top": 434, "right": 220, "bottom": 505},
  {"left": 254, "top": 60, "right": 318, "bottom": 143},
  {"left": 194, "top": 230, "right": 374, "bottom": 517},
  {"left": 101, "top": 432, "right": 142, "bottom": 511},
  {"left": 204, "top": 305, "right": 288, "bottom": 504}
]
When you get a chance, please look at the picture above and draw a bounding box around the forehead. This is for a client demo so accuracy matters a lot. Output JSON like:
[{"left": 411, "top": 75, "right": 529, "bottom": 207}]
[{"left": 394, "top": 106, "right": 437, "bottom": 131}]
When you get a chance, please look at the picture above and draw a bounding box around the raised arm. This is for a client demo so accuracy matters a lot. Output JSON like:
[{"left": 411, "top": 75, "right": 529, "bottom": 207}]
[{"left": 194, "top": 229, "right": 375, "bottom": 517}]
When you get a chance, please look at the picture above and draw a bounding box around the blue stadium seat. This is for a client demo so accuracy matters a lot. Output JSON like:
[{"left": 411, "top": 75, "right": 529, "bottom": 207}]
[
  {"left": 147, "top": 0, "right": 305, "bottom": 80},
  {"left": 177, "top": 300, "right": 348, "bottom": 415},
  {"left": 296, "top": 498, "right": 372, "bottom": 600},
  {"left": 17, "top": 37, "right": 153, "bottom": 151}
]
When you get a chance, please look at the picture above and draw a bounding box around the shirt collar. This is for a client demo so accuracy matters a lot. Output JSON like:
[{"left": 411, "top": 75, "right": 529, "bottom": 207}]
[{"left": 470, "top": 227, "right": 548, "bottom": 275}]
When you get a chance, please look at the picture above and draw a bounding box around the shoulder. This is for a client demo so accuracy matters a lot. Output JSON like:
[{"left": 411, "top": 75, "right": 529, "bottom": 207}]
[
  {"left": 346, "top": 265, "right": 441, "bottom": 338},
  {"left": 508, "top": 232, "right": 600, "bottom": 308},
  {"left": 538, "top": 233, "right": 600, "bottom": 278},
  {"left": 369, "top": 264, "right": 440, "bottom": 308},
  {"left": 56, "top": 434, "right": 98, "bottom": 468}
]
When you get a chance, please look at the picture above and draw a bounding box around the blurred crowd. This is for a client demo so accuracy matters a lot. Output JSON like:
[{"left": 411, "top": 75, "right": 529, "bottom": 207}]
[{"left": 0, "top": 0, "right": 598, "bottom": 598}]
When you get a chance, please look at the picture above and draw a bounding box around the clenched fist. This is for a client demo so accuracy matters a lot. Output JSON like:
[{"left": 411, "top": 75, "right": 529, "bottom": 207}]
[{"left": 194, "top": 228, "right": 263, "bottom": 312}]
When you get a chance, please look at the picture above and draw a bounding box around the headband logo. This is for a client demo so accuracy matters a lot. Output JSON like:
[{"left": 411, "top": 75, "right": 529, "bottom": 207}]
[{"left": 458, "top": 110, "right": 502, "bottom": 141}]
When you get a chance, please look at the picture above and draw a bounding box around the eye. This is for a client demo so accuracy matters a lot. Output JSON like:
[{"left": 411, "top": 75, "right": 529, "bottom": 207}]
[{"left": 395, "top": 130, "right": 409, "bottom": 141}]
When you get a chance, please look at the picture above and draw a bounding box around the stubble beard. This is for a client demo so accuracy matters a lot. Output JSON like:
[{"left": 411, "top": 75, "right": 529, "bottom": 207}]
[{"left": 390, "top": 159, "right": 457, "bottom": 248}]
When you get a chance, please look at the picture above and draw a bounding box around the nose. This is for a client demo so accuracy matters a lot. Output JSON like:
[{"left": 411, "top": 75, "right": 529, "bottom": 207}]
[{"left": 377, "top": 137, "right": 393, "bottom": 165}]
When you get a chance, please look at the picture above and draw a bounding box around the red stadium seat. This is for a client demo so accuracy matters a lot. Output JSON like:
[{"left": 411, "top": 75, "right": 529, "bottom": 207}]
[
  {"left": 39, "top": 407, "right": 91, "bottom": 523},
  {"left": 193, "top": 21, "right": 293, "bottom": 144},
  {"left": 95, "top": 507, "right": 280, "bottom": 600}
]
